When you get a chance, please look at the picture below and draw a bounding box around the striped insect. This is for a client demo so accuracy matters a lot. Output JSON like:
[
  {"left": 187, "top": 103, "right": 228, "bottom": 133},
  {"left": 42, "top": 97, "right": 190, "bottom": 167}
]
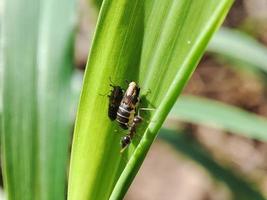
[{"left": 116, "top": 81, "right": 140, "bottom": 129}]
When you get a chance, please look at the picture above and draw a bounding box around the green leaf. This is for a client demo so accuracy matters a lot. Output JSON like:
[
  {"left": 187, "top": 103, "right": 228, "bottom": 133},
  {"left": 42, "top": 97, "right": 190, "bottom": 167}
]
[
  {"left": 68, "top": 0, "right": 233, "bottom": 200},
  {"left": 170, "top": 95, "right": 267, "bottom": 141},
  {"left": 159, "top": 128, "right": 266, "bottom": 200},
  {"left": 208, "top": 27, "right": 267, "bottom": 73},
  {"left": 1, "top": 0, "right": 76, "bottom": 199},
  {"left": 2, "top": 1, "right": 40, "bottom": 199}
]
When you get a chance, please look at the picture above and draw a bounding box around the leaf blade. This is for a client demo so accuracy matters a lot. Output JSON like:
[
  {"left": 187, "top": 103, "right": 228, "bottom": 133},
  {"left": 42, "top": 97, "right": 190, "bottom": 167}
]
[
  {"left": 2, "top": 1, "right": 40, "bottom": 198},
  {"left": 170, "top": 95, "right": 267, "bottom": 141},
  {"left": 208, "top": 27, "right": 267, "bottom": 73},
  {"left": 1, "top": 0, "right": 76, "bottom": 199},
  {"left": 36, "top": 0, "right": 76, "bottom": 199},
  {"left": 68, "top": 1, "right": 233, "bottom": 200}
]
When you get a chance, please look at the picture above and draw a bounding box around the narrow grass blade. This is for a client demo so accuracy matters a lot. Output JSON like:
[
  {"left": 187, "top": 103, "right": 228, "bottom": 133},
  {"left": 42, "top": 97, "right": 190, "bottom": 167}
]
[
  {"left": 2, "top": 1, "right": 40, "bottom": 199},
  {"left": 1, "top": 0, "right": 76, "bottom": 199},
  {"left": 159, "top": 128, "right": 266, "bottom": 200},
  {"left": 208, "top": 27, "right": 267, "bottom": 73},
  {"left": 68, "top": 0, "right": 233, "bottom": 200},
  {"left": 37, "top": 0, "right": 76, "bottom": 199},
  {"left": 170, "top": 95, "right": 267, "bottom": 141}
]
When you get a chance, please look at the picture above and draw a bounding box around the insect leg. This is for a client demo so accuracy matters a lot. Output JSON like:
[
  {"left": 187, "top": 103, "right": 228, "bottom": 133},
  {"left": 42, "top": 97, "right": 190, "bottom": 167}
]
[{"left": 137, "top": 107, "right": 155, "bottom": 116}]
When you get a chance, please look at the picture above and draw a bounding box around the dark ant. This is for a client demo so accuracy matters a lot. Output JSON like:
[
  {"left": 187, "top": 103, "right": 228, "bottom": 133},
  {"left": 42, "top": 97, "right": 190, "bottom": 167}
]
[{"left": 120, "top": 107, "right": 154, "bottom": 153}]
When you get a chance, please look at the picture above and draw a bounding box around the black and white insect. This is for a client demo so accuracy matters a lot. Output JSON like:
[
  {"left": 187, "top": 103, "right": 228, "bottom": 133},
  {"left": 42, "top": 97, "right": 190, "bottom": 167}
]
[
  {"left": 108, "top": 84, "right": 124, "bottom": 121},
  {"left": 107, "top": 80, "right": 153, "bottom": 152},
  {"left": 116, "top": 81, "right": 140, "bottom": 129}
]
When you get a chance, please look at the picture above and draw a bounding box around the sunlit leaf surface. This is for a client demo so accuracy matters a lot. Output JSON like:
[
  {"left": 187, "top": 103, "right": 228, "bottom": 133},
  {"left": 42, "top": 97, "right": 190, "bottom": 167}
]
[{"left": 68, "top": 1, "right": 233, "bottom": 199}]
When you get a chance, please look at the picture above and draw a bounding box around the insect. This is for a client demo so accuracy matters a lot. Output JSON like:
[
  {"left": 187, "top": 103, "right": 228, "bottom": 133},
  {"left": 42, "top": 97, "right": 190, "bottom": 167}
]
[
  {"left": 120, "top": 114, "right": 143, "bottom": 152},
  {"left": 116, "top": 81, "right": 140, "bottom": 129},
  {"left": 108, "top": 84, "right": 124, "bottom": 121}
]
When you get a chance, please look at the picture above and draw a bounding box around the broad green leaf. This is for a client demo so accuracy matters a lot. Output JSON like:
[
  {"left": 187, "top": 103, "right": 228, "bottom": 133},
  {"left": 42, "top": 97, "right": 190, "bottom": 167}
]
[
  {"left": 68, "top": 0, "right": 233, "bottom": 200},
  {"left": 170, "top": 95, "right": 267, "bottom": 141},
  {"left": 159, "top": 128, "right": 266, "bottom": 200},
  {"left": 1, "top": 0, "right": 76, "bottom": 199},
  {"left": 208, "top": 27, "right": 267, "bottom": 73},
  {"left": 37, "top": 1, "right": 76, "bottom": 199},
  {"left": 2, "top": 1, "right": 40, "bottom": 199}
]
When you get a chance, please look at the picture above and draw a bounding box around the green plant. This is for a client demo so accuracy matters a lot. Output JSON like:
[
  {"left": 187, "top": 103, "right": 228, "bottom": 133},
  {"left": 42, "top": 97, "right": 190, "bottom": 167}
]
[
  {"left": 171, "top": 95, "right": 267, "bottom": 141},
  {"left": 159, "top": 27, "right": 267, "bottom": 199},
  {"left": 5, "top": 0, "right": 262, "bottom": 199},
  {"left": 1, "top": 0, "right": 76, "bottom": 199},
  {"left": 208, "top": 27, "right": 267, "bottom": 73},
  {"left": 159, "top": 128, "right": 265, "bottom": 200},
  {"left": 68, "top": 0, "right": 233, "bottom": 199}
]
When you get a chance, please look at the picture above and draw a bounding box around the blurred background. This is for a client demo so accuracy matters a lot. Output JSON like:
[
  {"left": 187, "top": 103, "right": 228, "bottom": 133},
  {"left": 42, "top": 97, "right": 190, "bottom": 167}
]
[{"left": 2, "top": 0, "right": 267, "bottom": 199}]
